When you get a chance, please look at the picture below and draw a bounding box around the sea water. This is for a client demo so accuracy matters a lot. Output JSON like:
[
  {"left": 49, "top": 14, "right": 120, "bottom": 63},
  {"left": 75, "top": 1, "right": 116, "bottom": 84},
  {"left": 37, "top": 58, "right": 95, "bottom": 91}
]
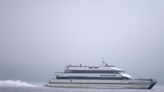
[{"left": 0, "top": 80, "right": 163, "bottom": 92}]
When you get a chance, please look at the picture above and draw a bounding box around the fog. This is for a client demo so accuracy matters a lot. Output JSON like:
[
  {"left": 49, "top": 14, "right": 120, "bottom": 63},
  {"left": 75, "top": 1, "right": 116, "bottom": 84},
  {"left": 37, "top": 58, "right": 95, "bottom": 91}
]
[{"left": 0, "top": 0, "right": 164, "bottom": 84}]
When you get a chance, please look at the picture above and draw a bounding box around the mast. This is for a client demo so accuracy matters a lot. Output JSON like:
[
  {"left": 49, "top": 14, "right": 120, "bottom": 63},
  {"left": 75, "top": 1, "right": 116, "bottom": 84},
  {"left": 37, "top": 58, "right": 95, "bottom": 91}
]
[{"left": 102, "top": 57, "right": 114, "bottom": 67}]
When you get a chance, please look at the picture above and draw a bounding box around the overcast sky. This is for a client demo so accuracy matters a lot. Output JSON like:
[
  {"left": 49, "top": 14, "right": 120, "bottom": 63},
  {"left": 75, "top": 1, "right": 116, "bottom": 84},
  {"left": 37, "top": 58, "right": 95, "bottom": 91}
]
[{"left": 0, "top": 0, "right": 164, "bottom": 83}]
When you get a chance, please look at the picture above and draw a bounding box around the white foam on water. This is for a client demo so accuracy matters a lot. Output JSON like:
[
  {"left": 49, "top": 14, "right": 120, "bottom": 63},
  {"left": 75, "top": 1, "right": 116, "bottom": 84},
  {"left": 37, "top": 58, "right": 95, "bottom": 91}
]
[{"left": 0, "top": 80, "right": 37, "bottom": 87}]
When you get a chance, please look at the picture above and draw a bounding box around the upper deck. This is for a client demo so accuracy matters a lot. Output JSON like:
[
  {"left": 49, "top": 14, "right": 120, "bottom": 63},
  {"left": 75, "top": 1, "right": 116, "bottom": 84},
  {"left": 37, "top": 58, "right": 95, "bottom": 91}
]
[{"left": 64, "top": 63, "right": 124, "bottom": 73}]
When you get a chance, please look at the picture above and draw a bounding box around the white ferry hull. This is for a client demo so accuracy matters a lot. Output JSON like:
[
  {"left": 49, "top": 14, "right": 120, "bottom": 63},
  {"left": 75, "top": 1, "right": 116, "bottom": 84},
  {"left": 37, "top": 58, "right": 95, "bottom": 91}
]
[{"left": 45, "top": 79, "right": 156, "bottom": 89}]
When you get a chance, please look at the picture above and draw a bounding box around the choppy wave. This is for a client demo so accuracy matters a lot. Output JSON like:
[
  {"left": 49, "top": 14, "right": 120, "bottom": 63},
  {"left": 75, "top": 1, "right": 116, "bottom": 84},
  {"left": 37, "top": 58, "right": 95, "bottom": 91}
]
[{"left": 0, "top": 80, "right": 37, "bottom": 87}]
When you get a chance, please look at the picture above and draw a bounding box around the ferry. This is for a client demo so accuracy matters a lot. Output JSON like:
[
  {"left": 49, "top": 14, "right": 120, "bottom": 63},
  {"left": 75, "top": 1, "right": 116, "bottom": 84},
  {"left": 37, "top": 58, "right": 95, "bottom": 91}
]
[{"left": 45, "top": 60, "right": 157, "bottom": 89}]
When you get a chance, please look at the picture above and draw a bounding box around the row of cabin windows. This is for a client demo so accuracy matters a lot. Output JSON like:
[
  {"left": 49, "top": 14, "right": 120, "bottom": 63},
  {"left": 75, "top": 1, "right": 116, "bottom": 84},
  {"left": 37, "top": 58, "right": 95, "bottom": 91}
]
[
  {"left": 56, "top": 76, "right": 129, "bottom": 80},
  {"left": 64, "top": 70, "right": 121, "bottom": 73}
]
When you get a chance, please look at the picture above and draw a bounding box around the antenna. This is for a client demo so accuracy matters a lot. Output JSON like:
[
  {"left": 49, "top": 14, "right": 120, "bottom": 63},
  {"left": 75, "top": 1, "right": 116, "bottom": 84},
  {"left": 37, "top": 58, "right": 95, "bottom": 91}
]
[{"left": 102, "top": 57, "right": 108, "bottom": 66}]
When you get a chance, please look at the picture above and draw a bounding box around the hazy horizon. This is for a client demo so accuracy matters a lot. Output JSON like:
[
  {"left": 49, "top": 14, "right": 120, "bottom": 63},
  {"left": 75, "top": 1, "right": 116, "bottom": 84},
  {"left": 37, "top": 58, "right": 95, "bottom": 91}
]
[{"left": 0, "top": 0, "right": 164, "bottom": 84}]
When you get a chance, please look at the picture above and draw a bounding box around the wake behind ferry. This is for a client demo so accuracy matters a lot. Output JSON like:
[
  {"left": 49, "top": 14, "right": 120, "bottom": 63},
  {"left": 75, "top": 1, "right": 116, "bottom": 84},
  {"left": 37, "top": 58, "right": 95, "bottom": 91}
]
[{"left": 45, "top": 61, "right": 157, "bottom": 89}]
